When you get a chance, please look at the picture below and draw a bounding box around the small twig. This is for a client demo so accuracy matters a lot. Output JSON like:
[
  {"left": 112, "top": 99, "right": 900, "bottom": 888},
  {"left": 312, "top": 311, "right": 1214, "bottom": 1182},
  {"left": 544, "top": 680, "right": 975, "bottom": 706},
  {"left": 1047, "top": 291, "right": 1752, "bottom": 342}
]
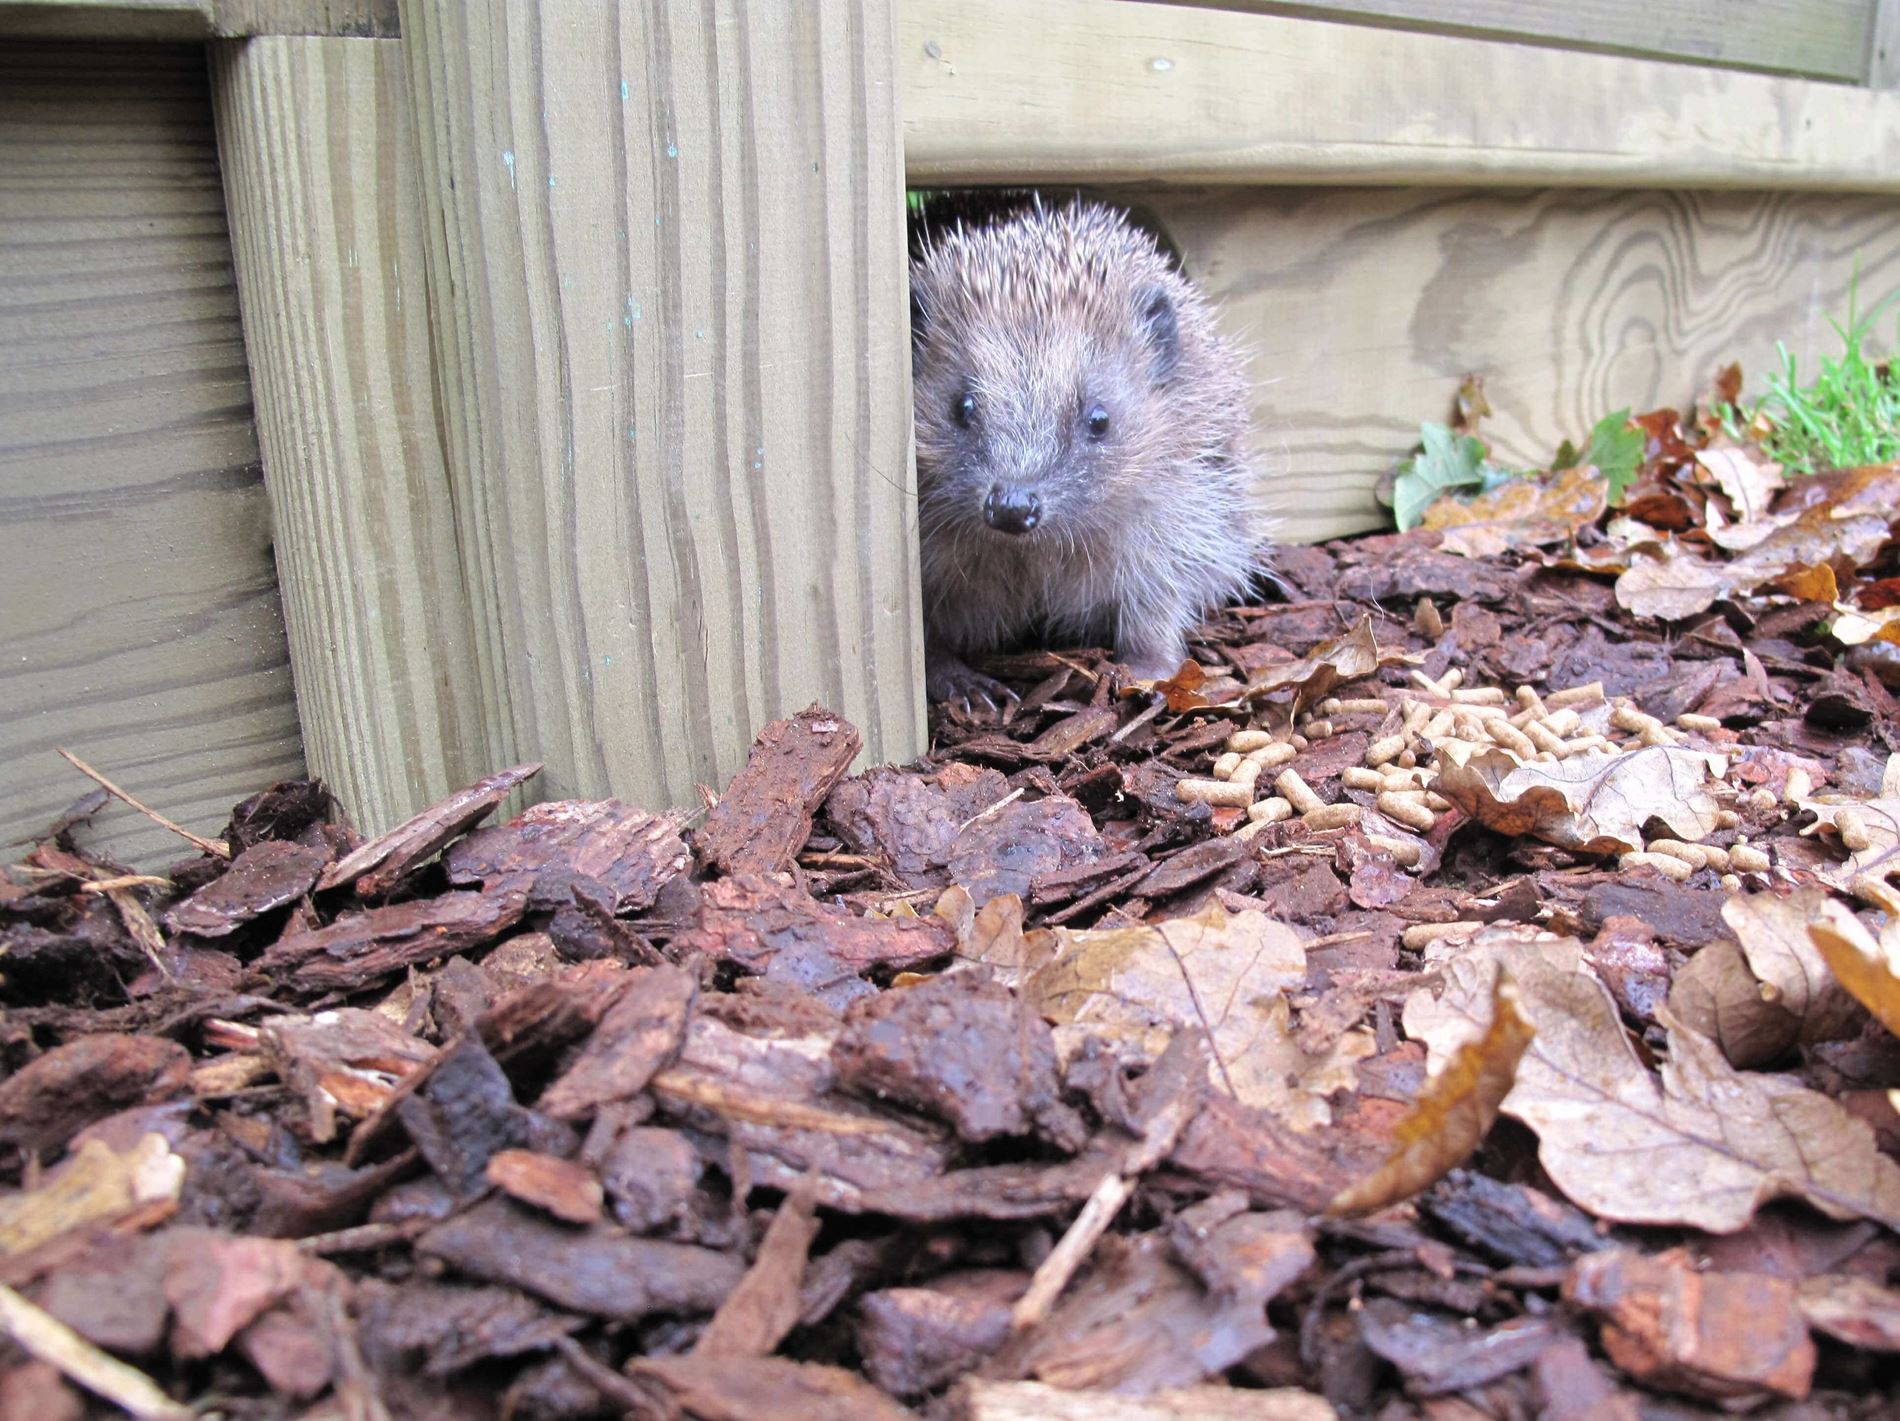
[
  {"left": 1109, "top": 697, "right": 1167, "bottom": 744},
  {"left": 1167, "top": 943, "right": 1239, "bottom": 1102},
  {"left": 553, "top": 1335, "right": 661, "bottom": 1416},
  {"left": 296, "top": 1219, "right": 430, "bottom": 1256},
  {"left": 0, "top": 1283, "right": 191, "bottom": 1419},
  {"left": 1010, "top": 1169, "right": 1136, "bottom": 1333},
  {"left": 76, "top": 874, "right": 173, "bottom": 895},
  {"left": 56, "top": 748, "right": 228, "bottom": 859},
  {"left": 954, "top": 786, "right": 1024, "bottom": 834}
]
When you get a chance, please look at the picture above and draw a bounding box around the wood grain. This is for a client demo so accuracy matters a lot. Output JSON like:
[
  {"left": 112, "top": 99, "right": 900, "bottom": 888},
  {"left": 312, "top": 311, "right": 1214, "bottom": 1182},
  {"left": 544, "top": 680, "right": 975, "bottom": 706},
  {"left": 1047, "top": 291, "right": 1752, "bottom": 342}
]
[
  {"left": 0, "top": 0, "right": 397, "bottom": 39},
  {"left": 0, "top": 44, "right": 303, "bottom": 866},
  {"left": 1152, "top": 0, "right": 1877, "bottom": 82},
  {"left": 1873, "top": 0, "right": 1900, "bottom": 86},
  {"left": 399, "top": 0, "right": 924, "bottom": 811},
  {"left": 901, "top": 0, "right": 1900, "bottom": 190},
  {"left": 212, "top": 36, "right": 489, "bottom": 834},
  {"left": 1124, "top": 186, "right": 1900, "bottom": 543}
]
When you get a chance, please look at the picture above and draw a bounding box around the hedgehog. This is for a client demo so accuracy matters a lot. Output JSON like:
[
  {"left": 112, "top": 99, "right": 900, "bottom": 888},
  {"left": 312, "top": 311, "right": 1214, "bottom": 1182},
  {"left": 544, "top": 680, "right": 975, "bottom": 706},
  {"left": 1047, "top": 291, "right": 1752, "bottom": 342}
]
[{"left": 908, "top": 193, "right": 1271, "bottom": 708}]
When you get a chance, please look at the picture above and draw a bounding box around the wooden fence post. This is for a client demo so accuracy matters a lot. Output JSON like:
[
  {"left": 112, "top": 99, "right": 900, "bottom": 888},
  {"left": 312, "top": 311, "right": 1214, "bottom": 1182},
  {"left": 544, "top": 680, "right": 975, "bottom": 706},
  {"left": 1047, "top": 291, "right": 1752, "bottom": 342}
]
[
  {"left": 397, "top": 0, "right": 925, "bottom": 809},
  {"left": 211, "top": 37, "right": 493, "bottom": 832}
]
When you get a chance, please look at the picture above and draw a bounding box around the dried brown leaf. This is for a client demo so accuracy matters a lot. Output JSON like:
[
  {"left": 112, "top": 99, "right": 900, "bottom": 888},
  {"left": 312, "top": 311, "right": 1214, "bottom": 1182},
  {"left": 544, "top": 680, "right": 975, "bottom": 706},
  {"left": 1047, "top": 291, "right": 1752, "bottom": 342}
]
[
  {"left": 1025, "top": 904, "right": 1366, "bottom": 1129},
  {"left": 1434, "top": 745, "right": 1726, "bottom": 855},
  {"left": 1807, "top": 899, "right": 1900, "bottom": 1039},
  {"left": 1328, "top": 967, "right": 1532, "bottom": 1216},
  {"left": 1240, "top": 617, "right": 1405, "bottom": 715},
  {"left": 1404, "top": 930, "right": 1900, "bottom": 1230},
  {"left": 1421, "top": 463, "right": 1607, "bottom": 558}
]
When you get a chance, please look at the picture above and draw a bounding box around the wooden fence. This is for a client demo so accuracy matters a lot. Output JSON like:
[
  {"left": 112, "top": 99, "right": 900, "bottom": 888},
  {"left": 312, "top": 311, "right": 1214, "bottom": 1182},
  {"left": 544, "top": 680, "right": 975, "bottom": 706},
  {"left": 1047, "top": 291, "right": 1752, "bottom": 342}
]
[{"left": 3, "top": 0, "right": 1898, "bottom": 863}]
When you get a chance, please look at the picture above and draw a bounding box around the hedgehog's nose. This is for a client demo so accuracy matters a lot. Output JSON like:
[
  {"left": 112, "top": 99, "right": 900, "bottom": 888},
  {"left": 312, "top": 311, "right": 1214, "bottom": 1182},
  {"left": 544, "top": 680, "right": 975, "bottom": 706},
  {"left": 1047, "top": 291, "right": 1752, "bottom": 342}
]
[{"left": 984, "top": 485, "right": 1041, "bottom": 535}]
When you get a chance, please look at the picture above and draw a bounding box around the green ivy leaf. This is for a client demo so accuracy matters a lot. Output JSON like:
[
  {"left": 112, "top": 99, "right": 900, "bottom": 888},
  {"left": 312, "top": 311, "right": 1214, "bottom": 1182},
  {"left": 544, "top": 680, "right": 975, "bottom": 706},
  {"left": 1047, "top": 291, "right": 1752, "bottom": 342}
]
[
  {"left": 1392, "top": 422, "right": 1490, "bottom": 531},
  {"left": 1581, "top": 408, "right": 1643, "bottom": 505}
]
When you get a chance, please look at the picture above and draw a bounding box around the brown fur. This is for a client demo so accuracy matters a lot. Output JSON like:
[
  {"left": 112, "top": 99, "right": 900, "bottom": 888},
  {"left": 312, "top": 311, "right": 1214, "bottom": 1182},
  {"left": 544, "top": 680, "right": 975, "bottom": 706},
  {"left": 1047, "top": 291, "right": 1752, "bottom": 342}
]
[{"left": 909, "top": 195, "right": 1270, "bottom": 700}]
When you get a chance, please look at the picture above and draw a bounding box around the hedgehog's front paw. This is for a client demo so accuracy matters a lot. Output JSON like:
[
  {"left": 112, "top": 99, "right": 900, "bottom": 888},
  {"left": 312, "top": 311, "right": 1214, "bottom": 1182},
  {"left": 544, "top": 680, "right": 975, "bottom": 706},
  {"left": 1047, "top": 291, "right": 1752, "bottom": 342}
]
[
  {"left": 925, "top": 648, "right": 1018, "bottom": 716},
  {"left": 1115, "top": 631, "right": 1191, "bottom": 684}
]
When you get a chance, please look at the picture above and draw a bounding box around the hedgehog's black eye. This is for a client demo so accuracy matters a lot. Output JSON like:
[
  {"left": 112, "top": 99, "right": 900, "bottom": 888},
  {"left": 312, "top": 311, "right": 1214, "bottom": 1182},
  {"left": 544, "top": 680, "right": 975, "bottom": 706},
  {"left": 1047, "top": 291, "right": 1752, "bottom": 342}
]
[
  {"left": 1086, "top": 404, "right": 1110, "bottom": 439},
  {"left": 952, "top": 391, "right": 977, "bottom": 428}
]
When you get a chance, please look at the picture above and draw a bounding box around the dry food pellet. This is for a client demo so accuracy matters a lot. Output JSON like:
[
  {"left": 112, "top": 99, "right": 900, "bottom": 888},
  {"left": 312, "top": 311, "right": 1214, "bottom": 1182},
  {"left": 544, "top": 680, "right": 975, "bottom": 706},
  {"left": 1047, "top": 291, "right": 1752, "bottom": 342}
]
[
  {"left": 1397, "top": 749, "right": 1418, "bottom": 769},
  {"left": 1378, "top": 791, "right": 1437, "bottom": 832},
  {"left": 1610, "top": 702, "right": 1652, "bottom": 733},
  {"left": 1563, "top": 735, "right": 1617, "bottom": 758},
  {"left": 1422, "top": 790, "right": 1453, "bottom": 813},
  {"left": 1401, "top": 921, "right": 1481, "bottom": 950},
  {"left": 1303, "top": 803, "right": 1362, "bottom": 831},
  {"left": 1621, "top": 851, "right": 1694, "bottom": 882},
  {"left": 1382, "top": 769, "right": 1429, "bottom": 792},
  {"left": 1647, "top": 840, "right": 1709, "bottom": 870},
  {"left": 1366, "top": 833, "right": 1423, "bottom": 868},
  {"left": 1719, "top": 872, "right": 1742, "bottom": 891},
  {"left": 1678, "top": 712, "right": 1722, "bottom": 732},
  {"left": 1713, "top": 809, "right": 1741, "bottom": 829},
  {"left": 1366, "top": 734, "right": 1407, "bottom": 767},
  {"left": 1402, "top": 701, "right": 1433, "bottom": 734},
  {"left": 1527, "top": 721, "right": 1568, "bottom": 756},
  {"left": 1409, "top": 670, "right": 1450, "bottom": 696},
  {"left": 1304, "top": 719, "right": 1335, "bottom": 739},
  {"left": 1514, "top": 684, "right": 1548, "bottom": 717},
  {"left": 1342, "top": 766, "right": 1386, "bottom": 792},
  {"left": 1212, "top": 751, "right": 1243, "bottom": 780},
  {"left": 1746, "top": 788, "right": 1778, "bottom": 813},
  {"left": 1547, "top": 682, "right": 1604, "bottom": 709},
  {"left": 1699, "top": 845, "right": 1731, "bottom": 872},
  {"left": 1728, "top": 844, "right": 1771, "bottom": 873},
  {"left": 1440, "top": 668, "right": 1465, "bottom": 692},
  {"left": 1835, "top": 807, "right": 1873, "bottom": 852},
  {"left": 1227, "top": 729, "right": 1275, "bottom": 753},
  {"left": 1638, "top": 724, "right": 1681, "bottom": 747},
  {"left": 1331, "top": 698, "right": 1392, "bottom": 715},
  {"left": 1488, "top": 721, "right": 1537, "bottom": 759},
  {"left": 1452, "top": 687, "right": 1509, "bottom": 706},
  {"left": 1783, "top": 768, "right": 1813, "bottom": 803},
  {"left": 1423, "top": 708, "right": 1458, "bottom": 741},
  {"left": 1248, "top": 796, "right": 1294, "bottom": 824},
  {"left": 1275, "top": 768, "right": 1324, "bottom": 815},
  {"left": 1236, "top": 817, "right": 1272, "bottom": 843},
  {"left": 1541, "top": 708, "right": 1582, "bottom": 739},
  {"left": 1231, "top": 759, "right": 1265, "bottom": 789},
  {"left": 1290, "top": 733, "right": 1310, "bottom": 751},
  {"left": 1247, "top": 742, "right": 1297, "bottom": 769},
  {"left": 1176, "top": 778, "right": 1252, "bottom": 808}
]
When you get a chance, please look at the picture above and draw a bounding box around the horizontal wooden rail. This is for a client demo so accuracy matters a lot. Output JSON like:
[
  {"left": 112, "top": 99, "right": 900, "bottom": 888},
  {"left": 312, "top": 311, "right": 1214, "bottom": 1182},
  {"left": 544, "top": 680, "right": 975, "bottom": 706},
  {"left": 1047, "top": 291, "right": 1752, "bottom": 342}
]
[
  {"left": 1155, "top": 0, "right": 1879, "bottom": 84},
  {"left": 901, "top": 0, "right": 1900, "bottom": 190},
  {"left": 0, "top": 0, "right": 395, "bottom": 39}
]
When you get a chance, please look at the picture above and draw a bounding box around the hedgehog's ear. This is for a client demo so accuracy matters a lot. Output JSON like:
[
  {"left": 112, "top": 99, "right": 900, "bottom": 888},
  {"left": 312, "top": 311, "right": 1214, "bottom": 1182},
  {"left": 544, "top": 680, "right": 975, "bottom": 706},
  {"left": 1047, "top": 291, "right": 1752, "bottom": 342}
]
[{"left": 1139, "top": 286, "right": 1179, "bottom": 383}]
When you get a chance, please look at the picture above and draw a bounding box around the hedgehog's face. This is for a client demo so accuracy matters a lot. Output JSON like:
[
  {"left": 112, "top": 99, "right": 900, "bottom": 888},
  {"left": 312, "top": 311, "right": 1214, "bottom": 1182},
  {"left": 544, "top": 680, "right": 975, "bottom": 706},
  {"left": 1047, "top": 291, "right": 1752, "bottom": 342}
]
[{"left": 911, "top": 273, "right": 1182, "bottom": 548}]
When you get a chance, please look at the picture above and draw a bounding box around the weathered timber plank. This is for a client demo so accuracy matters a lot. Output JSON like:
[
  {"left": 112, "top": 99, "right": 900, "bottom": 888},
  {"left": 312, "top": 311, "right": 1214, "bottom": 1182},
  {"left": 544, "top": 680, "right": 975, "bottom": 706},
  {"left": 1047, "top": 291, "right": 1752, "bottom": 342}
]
[
  {"left": 1125, "top": 186, "right": 1900, "bottom": 543},
  {"left": 399, "top": 0, "right": 925, "bottom": 810},
  {"left": 0, "top": 44, "right": 303, "bottom": 866},
  {"left": 901, "top": 0, "right": 1900, "bottom": 190},
  {"left": 0, "top": 0, "right": 396, "bottom": 38},
  {"left": 1152, "top": 0, "right": 1876, "bottom": 83},
  {"left": 1873, "top": 0, "right": 1900, "bottom": 86},
  {"left": 211, "top": 36, "right": 489, "bottom": 835}
]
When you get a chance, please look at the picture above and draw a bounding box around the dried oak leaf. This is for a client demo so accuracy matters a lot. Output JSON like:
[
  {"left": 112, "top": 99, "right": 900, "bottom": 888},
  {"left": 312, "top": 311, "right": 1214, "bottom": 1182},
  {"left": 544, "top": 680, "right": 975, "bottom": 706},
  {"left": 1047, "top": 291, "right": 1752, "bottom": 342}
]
[
  {"left": 1421, "top": 462, "right": 1608, "bottom": 559},
  {"left": 1240, "top": 617, "right": 1405, "bottom": 716},
  {"left": 1328, "top": 966, "right": 1533, "bottom": 1216},
  {"left": 1404, "top": 930, "right": 1900, "bottom": 1231},
  {"left": 1796, "top": 793, "right": 1900, "bottom": 889},
  {"left": 1614, "top": 467, "right": 1895, "bottom": 620},
  {"left": 1025, "top": 904, "right": 1369, "bottom": 1130},
  {"left": 1721, "top": 889, "right": 1864, "bottom": 1043},
  {"left": 1807, "top": 898, "right": 1900, "bottom": 1039},
  {"left": 1565, "top": 1248, "right": 1814, "bottom": 1404},
  {"left": 1830, "top": 603, "right": 1900, "bottom": 646},
  {"left": 1433, "top": 745, "right": 1726, "bottom": 855},
  {"left": 319, "top": 762, "right": 542, "bottom": 895}
]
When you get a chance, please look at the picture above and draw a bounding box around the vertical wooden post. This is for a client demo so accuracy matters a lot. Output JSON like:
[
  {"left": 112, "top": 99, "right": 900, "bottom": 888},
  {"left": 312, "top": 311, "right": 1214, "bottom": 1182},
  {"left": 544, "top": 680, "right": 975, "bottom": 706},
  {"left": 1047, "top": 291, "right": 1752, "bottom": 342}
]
[
  {"left": 1873, "top": 0, "right": 1900, "bottom": 88},
  {"left": 212, "top": 37, "right": 493, "bottom": 831},
  {"left": 398, "top": 0, "right": 925, "bottom": 808}
]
